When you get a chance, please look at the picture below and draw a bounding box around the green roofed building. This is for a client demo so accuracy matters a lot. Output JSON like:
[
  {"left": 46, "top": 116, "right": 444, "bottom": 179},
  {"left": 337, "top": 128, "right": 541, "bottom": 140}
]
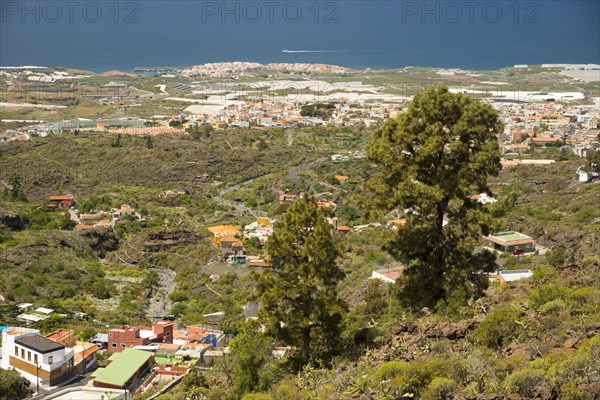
[
  {"left": 484, "top": 231, "right": 535, "bottom": 253},
  {"left": 91, "top": 348, "right": 154, "bottom": 391}
]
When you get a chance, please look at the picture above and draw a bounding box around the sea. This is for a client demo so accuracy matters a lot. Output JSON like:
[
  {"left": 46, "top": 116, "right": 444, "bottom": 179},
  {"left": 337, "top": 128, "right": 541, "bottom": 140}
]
[{"left": 1, "top": 0, "right": 599, "bottom": 72}]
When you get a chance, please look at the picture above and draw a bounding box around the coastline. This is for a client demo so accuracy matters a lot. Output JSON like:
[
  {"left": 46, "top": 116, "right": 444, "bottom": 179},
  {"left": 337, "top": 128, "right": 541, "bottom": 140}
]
[{"left": 1, "top": 61, "right": 600, "bottom": 75}]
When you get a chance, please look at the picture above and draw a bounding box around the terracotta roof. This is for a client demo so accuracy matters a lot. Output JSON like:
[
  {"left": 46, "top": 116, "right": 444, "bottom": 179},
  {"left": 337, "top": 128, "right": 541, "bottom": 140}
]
[
  {"left": 208, "top": 225, "right": 240, "bottom": 235},
  {"left": 75, "top": 224, "right": 95, "bottom": 230},
  {"left": 249, "top": 260, "right": 271, "bottom": 267},
  {"left": 158, "top": 343, "right": 181, "bottom": 350},
  {"left": 500, "top": 160, "right": 522, "bottom": 167},
  {"left": 46, "top": 329, "right": 73, "bottom": 341},
  {"left": 48, "top": 194, "right": 74, "bottom": 201},
  {"left": 387, "top": 219, "right": 406, "bottom": 226},
  {"left": 220, "top": 236, "right": 240, "bottom": 243},
  {"left": 531, "top": 137, "right": 561, "bottom": 142}
]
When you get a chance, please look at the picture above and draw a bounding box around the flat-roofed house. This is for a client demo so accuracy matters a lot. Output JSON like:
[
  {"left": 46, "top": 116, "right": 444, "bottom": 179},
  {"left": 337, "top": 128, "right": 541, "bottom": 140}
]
[
  {"left": 498, "top": 269, "right": 534, "bottom": 285},
  {"left": 108, "top": 321, "right": 173, "bottom": 352},
  {"left": 484, "top": 231, "right": 536, "bottom": 253},
  {"left": 0, "top": 327, "right": 75, "bottom": 387}
]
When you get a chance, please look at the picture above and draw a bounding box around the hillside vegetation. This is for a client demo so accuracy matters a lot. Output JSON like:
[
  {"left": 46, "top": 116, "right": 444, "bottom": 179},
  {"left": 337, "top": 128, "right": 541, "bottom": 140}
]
[{"left": 0, "top": 120, "right": 598, "bottom": 400}]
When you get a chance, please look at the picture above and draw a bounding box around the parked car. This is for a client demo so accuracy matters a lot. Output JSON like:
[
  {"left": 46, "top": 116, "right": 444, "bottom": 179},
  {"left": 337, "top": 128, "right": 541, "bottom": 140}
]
[{"left": 511, "top": 248, "right": 524, "bottom": 256}]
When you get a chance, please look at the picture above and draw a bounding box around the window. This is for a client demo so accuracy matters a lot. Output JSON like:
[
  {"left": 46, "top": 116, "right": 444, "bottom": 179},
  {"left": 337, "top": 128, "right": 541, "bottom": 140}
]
[
  {"left": 48, "top": 356, "right": 53, "bottom": 365},
  {"left": 166, "top": 331, "right": 171, "bottom": 336},
  {"left": 27, "top": 351, "right": 31, "bottom": 362},
  {"left": 121, "top": 343, "right": 126, "bottom": 348},
  {"left": 109, "top": 333, "right": 113, "bottom": 337},
  {"left": 21, "top": 348, "right": 25, "bottom": 358},
  {"left": 14, "top": 347, "right": 18, "bottom": 356},
  {"left": 34, "top": 354, "right": 38, "bottom": 364},
  {"left": 111, "top": 343, "right": 117, "bottom": 348}
]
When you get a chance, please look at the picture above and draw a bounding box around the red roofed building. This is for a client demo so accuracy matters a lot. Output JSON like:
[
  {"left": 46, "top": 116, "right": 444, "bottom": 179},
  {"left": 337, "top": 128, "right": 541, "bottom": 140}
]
[
  {"left": 48, "top": 194, "right": 75, "bottom": 208},
  {"left": 108, "top": 321, "right": 173, "bottom": 352}
]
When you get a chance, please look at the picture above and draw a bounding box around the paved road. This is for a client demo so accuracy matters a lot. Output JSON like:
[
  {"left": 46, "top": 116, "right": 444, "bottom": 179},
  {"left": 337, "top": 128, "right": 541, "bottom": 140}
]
[
  {"left": 212, "top": 173, "right": 277, "bottom": 218},
  {"left": 287, "top": 158, "right": 337, "bottom": 190},
  {"left": 211, "top": 157, "right": 337, "bottom": 218},
  {"left": 36, "top": 371, "right": 95, "bottom": 399}
]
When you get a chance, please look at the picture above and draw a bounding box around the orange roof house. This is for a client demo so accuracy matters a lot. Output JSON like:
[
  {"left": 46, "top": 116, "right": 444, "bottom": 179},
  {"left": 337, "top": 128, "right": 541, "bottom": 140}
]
[
  {"left": 219, "top": 236, "right": 243, "bottom": 250},
  {"left": 73, "top": 341, "right": 100, "bottom": 366},
  {"left": 249, "top": 260, "right": 271, "bottom": 267},
  {"left": 208, "top": 225, "right": 240, "bottom": 237},
  {"left": 531, "top": 137, "right": 562, "bottom": 144},
  {"left": 316, "top": 200, "right": 337, "bottom": 209},
  {"left": 48, "top": 194, "right": 75, "bottom": 209},
  {"left": 46, "top": 329, "right": 76, "bottom": 347},
  {"left": 95, "top": 219, "right": 111, "bottom": 228},
  {"left": 116, "top": 204, "right": 136, "bottom": 216},
  {"left": 279, "top": 194, "right": 297, "bottom": 204},
  {"left": 208, "top": 225, "right": 241, "bottom": 246},
  {"left": 75, "top": 224, "right": 95, "bottom": 230},
  {"left": 48, "top": 194, "right": 74, "bottom": 201},
  {"left": 335, "top": 175, "right": 349, "bottom": 183},
  {"left": 500, "top": 159, "right": 522, "bottom": 169},
  {"left": 387, "top": 219, "right": 406, "bottom": 230}
]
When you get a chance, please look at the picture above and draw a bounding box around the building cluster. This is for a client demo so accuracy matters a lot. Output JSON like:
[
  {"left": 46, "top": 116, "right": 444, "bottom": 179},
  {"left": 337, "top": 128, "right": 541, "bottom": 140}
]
[
  {"left": 46, "top": 193, "right": 143, "bottom": 230},
  {"left": 1, "top": 327, "right": 99, "bottom": 387},
  {"left": 180, "top": 62, "right": 348, "bottom": 78},
  {"left": 180, "top": 96, "right": 398, "bottom": 131},
  {"left": 1, "top": 321, "right": 226, "bottom": 395},
  {"left": 493, "top": 100, "right": 599, "bottom": 157},
  {"left": 104, "top": 126, "right": 185, "bottom": 136}
]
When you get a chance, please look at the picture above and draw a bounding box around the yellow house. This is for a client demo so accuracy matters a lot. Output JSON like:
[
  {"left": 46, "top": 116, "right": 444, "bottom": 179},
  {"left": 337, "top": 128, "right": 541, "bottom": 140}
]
[
  {"left": 256, "top": 217, "right": 274, "bottom": 227},
  {"left": 208, "top": 225, "right": 241, "bottom": 246}
]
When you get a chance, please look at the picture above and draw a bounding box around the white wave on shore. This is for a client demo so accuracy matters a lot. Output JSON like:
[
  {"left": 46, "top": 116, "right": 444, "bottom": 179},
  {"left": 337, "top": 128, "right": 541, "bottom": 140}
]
[{"left": 282, "top": 50, "right": 343, "bottom": 53}]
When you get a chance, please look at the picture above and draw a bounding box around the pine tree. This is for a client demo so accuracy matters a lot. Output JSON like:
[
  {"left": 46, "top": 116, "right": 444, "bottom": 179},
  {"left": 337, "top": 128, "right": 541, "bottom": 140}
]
[
  {"left": 366, "top": 85, "right": 503, "bottom": 312},
  {"left": 256, "top": 195, "right": 346, "bottom": 369}
]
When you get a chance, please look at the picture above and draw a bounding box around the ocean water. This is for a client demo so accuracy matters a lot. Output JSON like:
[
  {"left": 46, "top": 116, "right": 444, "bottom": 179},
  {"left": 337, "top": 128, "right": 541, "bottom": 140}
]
[{"left": 1, "top": 0, "right": 599, "bottom": 71}]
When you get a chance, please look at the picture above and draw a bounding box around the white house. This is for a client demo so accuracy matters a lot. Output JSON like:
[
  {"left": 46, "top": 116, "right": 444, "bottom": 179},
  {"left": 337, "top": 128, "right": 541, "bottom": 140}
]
[
  {"left": 576, "top": 167, "right": 593, "bottom": 182},
  {"left": 498, "top": 269, "right": 534, "bottom": 285},
  {"left": 473, "top": 193, "right": 498, "bottom": 204},
  {"left": 0, "top": 327, "right": 75, "bottom": 387}
]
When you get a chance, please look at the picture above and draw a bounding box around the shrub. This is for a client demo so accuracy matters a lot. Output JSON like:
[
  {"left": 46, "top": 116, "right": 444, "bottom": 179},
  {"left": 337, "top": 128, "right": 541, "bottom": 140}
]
[
  {"left": 539, "top": 299, "right": 568, "bottom": 315},
  {"left": 169, "top": 290, "right": 189, "bottom": 302},
  {"left": 391, "top": 358, "right": 452, "bottom": 396},
  {"left": 472, "top": 305, "right": 522, "bottom": 349},
  {"left": 271, "top": 379, "right": 311, "bottom": 400},
  {"left": 504, "top": 368, "right": 548, "bottom": 398},
  {"left": 91, "top": 280, "right": 113, "bottom": 299},
  {"left": 550, "top": 337, "right": 600, "bottom": 392},
  {"left": 421, "top": 377, "right": 457, "bottom": 400},
  {"left": 241, "top": 394, "right": 273, "bottom": 400},
  {"left": 374, "top": 361, "right": 407, "bottom": 382}
]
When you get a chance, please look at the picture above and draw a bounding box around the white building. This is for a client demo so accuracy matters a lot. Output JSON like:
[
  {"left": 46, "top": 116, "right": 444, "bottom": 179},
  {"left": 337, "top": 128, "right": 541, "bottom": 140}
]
[
  {"left": 498, "top": 269, "right": 534, "bottom": 285},
  {"left": 474, "top": 193, "right": 498, "bottom": 204},
  {"left": 576, "top": 167, "right": 593, "bottom": 182},
  {"left": 0, "top": 327, "right": 75, "bottom": 387}
]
